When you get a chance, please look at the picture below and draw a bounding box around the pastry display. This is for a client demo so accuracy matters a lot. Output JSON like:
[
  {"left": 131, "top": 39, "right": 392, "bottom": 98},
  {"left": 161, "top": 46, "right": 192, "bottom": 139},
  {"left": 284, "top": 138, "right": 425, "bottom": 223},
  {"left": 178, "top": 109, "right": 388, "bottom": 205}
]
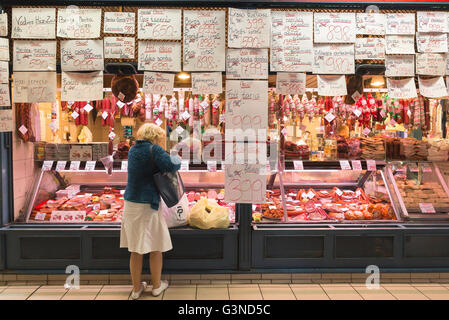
[{"left": 395, "top": 179, "right": 449, "bottom": 213}]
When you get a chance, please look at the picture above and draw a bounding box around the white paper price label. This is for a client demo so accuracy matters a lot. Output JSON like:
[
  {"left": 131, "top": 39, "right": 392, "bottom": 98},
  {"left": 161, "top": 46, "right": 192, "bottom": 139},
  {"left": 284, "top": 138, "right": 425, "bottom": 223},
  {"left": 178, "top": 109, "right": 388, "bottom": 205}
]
[
  {"left": 419, "top": 203, "right": 436, "bottom": 213},
  {"left": 108, "top": 131, "right": 116, "bottom": 140},
  {"left": 293, "top": 161, "right": 304, "bottom": 170},
  {"left": 306, "top": 191, "right": 315, "bottom": 199},
  {"left": 42, "top": 160, "right": 53, "bottom": 171},
  {"left": 85, "top": 161, "right": 96, "bottom": 171},
  {"left": 70, "top": 161, "right": 80, "bottom": 171},
  {"left": 71, "top": 111, "right": 79, "bottom": 119},
  {"left": 180, "top": 160, "right": 189, "bottom": 171},
  {"left": 117, "top": 101, "right": 125, "bottom": 108},
  {"left": 362, "top": 127, "right": 371, "bottom": 135},
  {"left": 34, "top": 212, "right": 47, "bottom": 221},
  {"left": 353, "top": 109, "right": 362, "bottom": 118},
  {"left": 83, "top": 104, "right": 93, "bottom": 112},
  {"left": 175, "top": 126, "right": 184, "bottom": 135},
  {"left": 351, "top": 160, "right": 362, "bottom": 171},
  {"left": 181, "top": 111, "right": 191, "bottom": 121},
  {"left": 366, "top": 160, "right": 376, "bottom": 171},
  {"left": 56, "top": 161, "right": 67, "bottom": 171},
  {"left": 102, "top": 111, "right": 109, "bottom": 120},
  {"left": 325, "top": 112, "right": 336, "bottom": 123},
  {"left": 121, "top": 161, "right": 128, "bottom": 172},
  {"left": 380, "top": 110, "right": 386, "bottom": 118},
  {"left": 155, "top": 118, "right": 163, "bottom": 126},
  {"left": 352, "top": 91, "right": 361, "bottom": 102},
  {"left": 99, "top": 209, "right": 109, "bottom": 215},
  {"left": 207, "top": 161, "right": 217, "bottom": 172},
  {"left": 269, "top": 206, "right": 277, "bottom": 210},
  {"left": 281, "top": 128, "right": 287, "bottom": 136},
  {"left": 120, "top": 189, "right": 125, "bottom": 195},
  {"left": 422, "top": 164, "right": 433, "bottom": 173},
  {"left": 390, "top": 119, "right": 397, "bottom": 126},
  {"left": 340, "top": 160, "right": 351, "bottom": 170},
  {"left": 335, "top": 188, "right": 343, "bottom": 196},
  {"left": 18, "top": 125, "right": 28, "bottom": 135}
]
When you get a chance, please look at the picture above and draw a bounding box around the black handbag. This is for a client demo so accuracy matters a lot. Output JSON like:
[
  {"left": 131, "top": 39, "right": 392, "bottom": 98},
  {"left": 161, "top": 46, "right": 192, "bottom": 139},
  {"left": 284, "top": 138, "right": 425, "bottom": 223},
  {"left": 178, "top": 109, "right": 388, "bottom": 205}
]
[{"left": 149, "top": 145, "right": 185, "bottom": 208}]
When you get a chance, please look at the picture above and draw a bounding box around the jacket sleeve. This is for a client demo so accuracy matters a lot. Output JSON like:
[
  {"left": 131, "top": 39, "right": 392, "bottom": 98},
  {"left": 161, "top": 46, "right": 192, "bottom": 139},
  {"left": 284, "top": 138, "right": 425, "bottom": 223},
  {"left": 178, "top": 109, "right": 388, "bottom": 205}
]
[{"left": 152, "top": 144, "right": 181, "bottom": 172}]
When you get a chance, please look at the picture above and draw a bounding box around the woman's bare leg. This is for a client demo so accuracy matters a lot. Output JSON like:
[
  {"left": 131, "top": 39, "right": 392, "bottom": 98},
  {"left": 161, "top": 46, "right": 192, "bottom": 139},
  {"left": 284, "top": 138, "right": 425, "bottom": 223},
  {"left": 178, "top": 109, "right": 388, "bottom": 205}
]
[
  {"left": 149, "top": 251, "right": 163, "bottom": 289},
  {"left": 130, "top": 252, "right": 143, "bottom": 292}
]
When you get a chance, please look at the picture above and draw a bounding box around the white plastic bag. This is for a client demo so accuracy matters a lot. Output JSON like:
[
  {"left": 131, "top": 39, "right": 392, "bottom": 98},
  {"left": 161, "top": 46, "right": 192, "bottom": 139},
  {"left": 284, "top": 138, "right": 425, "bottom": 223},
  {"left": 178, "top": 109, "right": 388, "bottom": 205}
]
[{"left": 161, "top": 194, "right": 189, "bottom": 228}]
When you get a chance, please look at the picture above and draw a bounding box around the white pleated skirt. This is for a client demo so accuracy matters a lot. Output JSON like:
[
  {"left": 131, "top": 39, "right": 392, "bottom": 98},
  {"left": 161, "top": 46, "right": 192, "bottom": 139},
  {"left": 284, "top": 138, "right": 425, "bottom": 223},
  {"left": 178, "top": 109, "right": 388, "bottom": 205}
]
[{"left": 120, "top": 200, "right": 173, "bottom": 255}]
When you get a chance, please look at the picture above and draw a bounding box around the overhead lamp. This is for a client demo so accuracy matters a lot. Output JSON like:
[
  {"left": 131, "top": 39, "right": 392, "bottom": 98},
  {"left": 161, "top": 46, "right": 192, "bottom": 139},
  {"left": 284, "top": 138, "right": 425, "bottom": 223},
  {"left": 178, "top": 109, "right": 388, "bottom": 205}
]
[
  {"left": 177, "top": 72, "right": 190, "bottom": 80},
  {"left": 370, "top": 75, "right": 385, "bottom": 87}
]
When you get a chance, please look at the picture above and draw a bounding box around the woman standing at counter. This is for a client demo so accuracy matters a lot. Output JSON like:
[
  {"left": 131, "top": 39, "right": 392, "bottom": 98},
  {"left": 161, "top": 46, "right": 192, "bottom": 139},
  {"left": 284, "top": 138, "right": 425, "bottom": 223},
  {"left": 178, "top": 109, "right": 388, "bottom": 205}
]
[{"left": 120, "top": 123, "right": 181, "bottom": 300}]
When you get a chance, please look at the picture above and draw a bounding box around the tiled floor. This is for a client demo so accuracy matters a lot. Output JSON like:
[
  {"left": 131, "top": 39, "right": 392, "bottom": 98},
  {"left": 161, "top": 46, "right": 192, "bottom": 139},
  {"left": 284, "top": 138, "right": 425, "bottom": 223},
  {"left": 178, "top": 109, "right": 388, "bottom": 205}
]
[{"left": 0, "top": 283, "right": 449, "bottom": 300}]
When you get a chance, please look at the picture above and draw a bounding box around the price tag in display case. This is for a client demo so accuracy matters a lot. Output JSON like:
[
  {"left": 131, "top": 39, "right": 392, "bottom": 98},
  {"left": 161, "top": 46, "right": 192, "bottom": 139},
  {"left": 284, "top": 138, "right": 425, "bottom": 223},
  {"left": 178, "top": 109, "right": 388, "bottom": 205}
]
[
  {"left": 85, "top": 161, "right": 96, "bottom": 171},
  {"left": 422, "top": 164, "right": 433, "bottom": 173},
  {"left": 56, "top": 161, "right": 67, "bottom": 171},
  {"left": 180, "top": 160, "right": 189, "bottom": 171},
  {"left": 121, "top": 161, "right": 128, "bottom": 172},
  {"left": 42, "top": 160, "right": 53, "bottom": 171},
  {"left": 351, "top": 160, "right": 362, "bottom": 171},
  {"left": 207, "top": 161, "right": 217, "bottom": 172},
  {"left": 340, "top": 160, "right": 351, "bottom": 170},
  {"left": 70, "top": 161, "right": 80, "bottom": 171},
  {"left": 293, "top": 160, "right": 304, "bottom": 171},
  {"left": 225, "top": 164, "right": 266, "bottom": 204},
  {"left": 335, "top": 188, "right": 343, "bottom": 196},
  {"left": 419, "top": 203, "right": 436, "bottom": 214},
  {"left": 366, "top": 160, "right": 376, "bottom": 171},
  {"left": 34, "top": 212, "right": 47, "bottom": 221}
]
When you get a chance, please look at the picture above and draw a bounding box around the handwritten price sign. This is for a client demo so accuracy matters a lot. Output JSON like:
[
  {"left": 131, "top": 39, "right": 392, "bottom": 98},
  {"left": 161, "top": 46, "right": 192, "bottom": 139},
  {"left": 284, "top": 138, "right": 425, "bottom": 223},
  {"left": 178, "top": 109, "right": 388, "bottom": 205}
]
[
  {"left": 386, "top": 13, "right": 415, "bottom": 35},
  {"left": 192, "top": 72, "right": 222, "bottom": 95},
  {"left": 57, "top": 8, "right": 101, "bottom": 39},
  {"left": 356, "top": 13, "right": 386, "bottom": 35},
  {"left": 226, "top": 49, "right": 268, "bottom": 79},
  {"left": 417, "top": 12, "right": 448, "bottom": 33},
  {"left": 13, "top": 40, "right": 56, "bottom": 71},
  {"left": 385, "top": 35, "right": 415, "bottom": 54},
  {"left": 228, "top": 8, "right": 271, "bottom": 48},
  {"left": 416, "top": 32, "right": 448, "bottom": 53},
  {"left": 104, "top": 12, "right": 135, "bottom": 34},
  {"left": 0, "top": 38, "right": 9, "bottom": 62},
  {"left": 138, "top": 9, "right": 181, "bottom": 40},
  {"left": 143, "top": 72, "right": 174, "bottom": 96},
  {"left": 387, "top": 77, "right": 418, "bottom": 99},
  {"left": 13, "top": 72, "right": 56, "bottom": 103},
  {"left": 138, "top": 41, "right": 181, "bottom": 72},
  {"left": 313, "top": 44, "right": 355, "bottom": 74},
  {"left": 0, "top": 13, "right": 7, "bottom": 37},
  {"left": 61, "top": 40, "right": 104, "bottom": 71},
  {"left": 225, "top": 164, "right": 266, "bottom": 204},
  {"left": 416, "top": 53, "right": 447, "bottom": 76},
  {"left": 61, "top": 71, "right": 103, "bottom": 102},
  {"left": 12, "top": 8, "right": 56, "bottom": 39},
  {"left": 355, "top": 38, "right": 385, "bottom": 60},
  {"left": 183, "top": 10, "right": 226, "bottom": 71},
  {"left": 317, "top": 75, "right": 347, "bottom": 97},
  {"left": 276, "top": 72, "right": 306, "bottom": 95},
  {"left": 0, "top": 84, "right": 10, "bottom": 107},
  {"left": 104, "top": 37, "right": 135, "bottom": 59},
  {"left": 418, "top": 76, "right": 448, "bottom": 98},
  {"left": 314, "top": 13, "right": 356, "bottom": 43},
  {"left": 385, "top": 55, "right": 415, "bottom": 77}
]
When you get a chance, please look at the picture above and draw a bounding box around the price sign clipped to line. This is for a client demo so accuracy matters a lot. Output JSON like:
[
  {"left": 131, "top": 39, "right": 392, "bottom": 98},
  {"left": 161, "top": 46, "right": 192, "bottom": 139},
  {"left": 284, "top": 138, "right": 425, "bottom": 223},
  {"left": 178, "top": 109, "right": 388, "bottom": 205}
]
[
  {"left": 366, "top": 160, "right": 377, "bottom": 171},
  {"left": 340, "top": 160, "right": 351, "bottom": 170},
  {"left": 351, "top": 160, "right": 362, "bottom": 171},
  {"left": 56, "top": 161, "right": 67, "bottom": 172},
  {"left": 207, "top": 161, "right": 217, "bottom": 172},
  {"left": 42, "top": 161, "right": 53, "bottom": 171},
  {"left": 70, "top": 161, "right": 80, "bottom": 171},
  {"left": 85, "top": 161, "right": 96, "bottom": 171},
  {"left": 419, "top": 203, "right": 436, "bottom": 214},
  {"left": 121, "top": 161, "right": 128, "bottom": 172},
  {"left": 225, "top": 164, "right": 266, "bottom": 204},
  {"left": 180, "top": 160, "right": 189, "bottom": 171},
  {"left": 293, "top": 161, "right": 304, "bottom": 171}
]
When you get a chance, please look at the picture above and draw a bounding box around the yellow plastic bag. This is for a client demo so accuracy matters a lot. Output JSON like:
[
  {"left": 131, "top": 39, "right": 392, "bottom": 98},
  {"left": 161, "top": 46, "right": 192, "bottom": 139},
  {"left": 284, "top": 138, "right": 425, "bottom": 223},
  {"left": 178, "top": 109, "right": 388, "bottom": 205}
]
[{"left": 188, "top": 198, "right": 230, "bottom": 230}]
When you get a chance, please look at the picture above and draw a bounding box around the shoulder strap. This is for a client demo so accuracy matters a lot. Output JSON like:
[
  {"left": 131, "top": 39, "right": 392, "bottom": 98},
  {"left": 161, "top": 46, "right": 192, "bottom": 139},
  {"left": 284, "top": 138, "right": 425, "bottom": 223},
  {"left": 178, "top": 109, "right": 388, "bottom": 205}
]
[{"left": 148, "top": 144, "right": 160, "bottom": 173}]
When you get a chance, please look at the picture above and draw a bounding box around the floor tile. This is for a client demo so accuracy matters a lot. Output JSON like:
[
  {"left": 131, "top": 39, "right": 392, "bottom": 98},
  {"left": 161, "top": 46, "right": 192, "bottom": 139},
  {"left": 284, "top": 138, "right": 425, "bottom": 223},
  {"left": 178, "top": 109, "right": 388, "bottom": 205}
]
[
  {"left": 229, "top": 286, "right": 263, "bottom": 300},
  {"left": 197, "top": 286, "right": 229, "bottom": 300},
  {"left": 259, "top": 285, "right": 296, "bottom": 300},
  {"left": 382, "top": 285, "right": 429, "bottom": 300},
  {"left": 289, "top": 284, "right": 329, "bottom": 300},
  {"left": 162, "top": 286, "right": 196, "bottom": 300},
  {"left": 27, "top": 286, "right": 68, "bottom": 300},
  {"left": 351, "top": 285, "right": 397, "bottom": 300},
  {"left": 62, "top": 286, "right": 103, "bottom": 300},
  {"left": 414, "top": 286, "right": 449, "bottom": 300},
  {"left": 321, "top": 285, "right": 363, "bottom": 300},
  {"left": 95, "top": 285, "right": 131, "bottom": 300},
  {"left": 0, "top": 286, "right": 39, "bottom": 300}
]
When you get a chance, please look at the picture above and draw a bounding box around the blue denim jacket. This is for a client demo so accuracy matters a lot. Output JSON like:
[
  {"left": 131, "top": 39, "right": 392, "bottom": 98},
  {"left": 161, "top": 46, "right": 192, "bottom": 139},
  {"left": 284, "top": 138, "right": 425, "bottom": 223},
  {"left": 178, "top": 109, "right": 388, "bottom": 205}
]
[{"left": 124, "top": 140, "right": 181, "bottom": 210}]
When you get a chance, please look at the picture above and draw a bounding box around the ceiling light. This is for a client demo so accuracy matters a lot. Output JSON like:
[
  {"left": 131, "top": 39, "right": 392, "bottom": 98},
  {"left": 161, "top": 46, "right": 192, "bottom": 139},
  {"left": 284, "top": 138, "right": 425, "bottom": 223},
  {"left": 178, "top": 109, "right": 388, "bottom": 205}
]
[{"left": 177, "top": 72, "right": 190, "bottom": 80}]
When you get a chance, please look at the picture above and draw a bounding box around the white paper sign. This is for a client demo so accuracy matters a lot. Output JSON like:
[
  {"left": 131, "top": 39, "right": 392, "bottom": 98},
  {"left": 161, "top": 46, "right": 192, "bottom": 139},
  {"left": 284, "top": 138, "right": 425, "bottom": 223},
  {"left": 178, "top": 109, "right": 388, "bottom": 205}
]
[
  {"left": 417, "top": 12, "right": 448, "bottom": 33},
  {"left": 225, "top": 164, "right": 266, "bottom": 203},
  {"left": 313, "top": 44, "right": 354, "bottom": 74},
  {"left": 418, "top": 76, "right": 448, "bottom": 98},
  {"left": 13, "top": 72, "right": 56, "bottom": 103},
  {"left": 0, "top": 13, "right": 8, "bottom": 36},
  {"left": 0, "top": 84, "right": 10, "bottom": 106},
  {"left": 104, "top": 37, "right": 135, "bottom": 59},
  {"left": 0, "top": 38, "right": 9, "bottom": 61},
  {"left": 351, "top": 160, "right": 362, "bottom": 171},
  {"left": 61, "top": 71, "right": 103, "bottom": 102},
  {"left": 317, "top": 75, "right": 347, "bottom": 96},
  {"left": 355, "top": 38, "right": 385, "bottom": 60},
  {"left": 271, "top": 11, "right": 313, "bottom": 72},
  {"left": 367, "top": 160, "right": 377, "bottom": 171},
  {"left": 0, "top": 109, "right": 13, "bottom": 132},
  {"left": 180, "top": 160, "right": 189, "bottom": 171},
  {"left": 85, "top": 161, "right": 96, "bottom": 171},
  {"left": 416, "top": 32, "right": 448, "bottom": 53},
  {"left": 42, "top": 160, "right": 53, "bottom": 171},
  {"left": 183, "top": 10, "right": 226, "bottom": 71},
  {"left": 293, "top": 160, "right": 304, "bottom": 171},
  {"left": 138, "top": 41, "right": 181, "bottom": 72},
  {"left": 121, "top": 161, "right": 128, "bottom": 171},
  {"left": 228, "top": 8, "right": 271, "bottom": 48},
  {"left": 416, "top": 53, "right": 447, "bottom": 76},
  {"left": 57, "top": 8, "right": 101, "bottom": 38},
  {"left": 356, "top": 13, "right": 386, "bottom": 35},
  {"left": 419, "top": 202, "right": 436, "bottom": 213},
  {"left": 385, "top": 55, "right": 415, "bottom": 77},
  {"left": 207, "top": 161, "right": 217, "bottom": 172},
  {"left": 69, "top": 161, "right": 80, "bottom": 171},
  {"left": 276, "top": 73, "right": 306, "bottom": 95},
  {"left": 225, "top": 80, "right": 268, "bottom": 131},
  {"left": 104, "top": 12, "right": 135, "bottom": 34},
  {"left": 143, "top": 72, "right": 174, "bottom": 96},
  {"left": 226, "top": 49, "right": 268, "bottom": 79},
  {"left": 137, "top": 9, "right": 181, "bottom": 40},
  {"left": 13, "top": 40, "right": 56, "bottom": 71},
  {"left": 386, "top": 13, "right": 416, "bottom": 35},
  {"left": 0, "top": 61, "right": 8, "bottom": 83},
  {"left": 385, "top": 35, "right": 415, "bottom": 54},
  {"left": 61, "top": 40, "right": 104, "bottom": 71},
  {"left": 387, "top": 77, "right": 418, "bottom": 99},
  {"left": 340, "top": 160, "right": 351, "bottom": 170},
  {"left": 314, "top": 12, "right": 356, "bottom": 43},
  {"left": 12, "top": 8, "right": 56, "bottom": 39},
  {"left": 192, "top": 72, "right": 223, "bottom": 95},
  {"left": 56, "top": 161, "right": 67, "bottom": 171}
]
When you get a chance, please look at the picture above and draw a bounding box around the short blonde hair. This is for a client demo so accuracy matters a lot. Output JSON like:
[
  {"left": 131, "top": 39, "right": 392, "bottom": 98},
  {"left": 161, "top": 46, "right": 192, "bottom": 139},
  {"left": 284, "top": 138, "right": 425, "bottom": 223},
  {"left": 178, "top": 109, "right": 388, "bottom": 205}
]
[{"left": 136, "top": 123, "right": 165, "bottom": 144}]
